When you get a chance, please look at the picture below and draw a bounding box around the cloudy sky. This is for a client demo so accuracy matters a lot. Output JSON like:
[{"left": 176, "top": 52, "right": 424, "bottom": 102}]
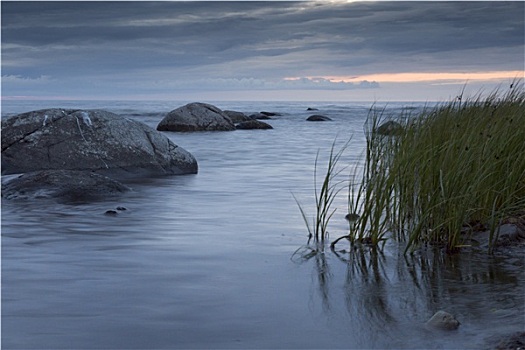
[{"left": 2, "top": 1, "right": 524, "bottom": 102}]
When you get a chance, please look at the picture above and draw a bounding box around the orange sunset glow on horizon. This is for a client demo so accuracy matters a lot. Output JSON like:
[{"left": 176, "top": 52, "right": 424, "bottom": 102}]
[{"left": 289, "top": 71, "right": 524, "bottom": 84}]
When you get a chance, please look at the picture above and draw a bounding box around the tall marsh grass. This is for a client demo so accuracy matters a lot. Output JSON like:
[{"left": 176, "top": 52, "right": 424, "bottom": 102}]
[
  {"left": 293, "top": 139, "right": 349, "bottom": 243},
  {"left": 340, "top": 113, "right": 395, "bottom": 248},
  {"left": 306, "top": 83, "right": 525, "bottom": 254},
  {"left": 391, "top": 85, "right": 525, "bottom": 252}
]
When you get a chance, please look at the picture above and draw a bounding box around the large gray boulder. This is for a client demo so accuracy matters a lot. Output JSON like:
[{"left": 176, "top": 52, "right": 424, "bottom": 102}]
[
  {"left": 157, "top": 102, "right": 235, "bottom": 132},
  {"left": 1, "top": 109, "right": 198, "bottom": 178},
  {"left": 2, "top": 170, "right": 131, "bottom": 202}
]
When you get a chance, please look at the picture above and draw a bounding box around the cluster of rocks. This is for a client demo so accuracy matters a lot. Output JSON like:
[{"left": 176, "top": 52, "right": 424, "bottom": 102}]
[
  {"left": 156, "top": 102, "right": 275, "bottom": 131},
  {"left": 154, "top": 103, "right": 339, "bottom": 127},
  {"left": 1, "top": 108, "right": 202, "bottom": 203},
  {"left": 0, "top": 102, "right": 285, "bottom": 204},
  {"left": 1, "top": 102, "right": 399, "bottom": 204}
]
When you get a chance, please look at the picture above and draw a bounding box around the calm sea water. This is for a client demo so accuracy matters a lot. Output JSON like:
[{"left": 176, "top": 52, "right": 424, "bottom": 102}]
[{"left": 2, "top": 100, "right": 524, "bottom": 349}]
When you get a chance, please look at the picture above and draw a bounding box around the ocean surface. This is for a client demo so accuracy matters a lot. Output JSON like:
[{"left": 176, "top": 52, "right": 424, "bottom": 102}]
[{"left": 2, "top": 100, "right": 524, "bottom": 349}]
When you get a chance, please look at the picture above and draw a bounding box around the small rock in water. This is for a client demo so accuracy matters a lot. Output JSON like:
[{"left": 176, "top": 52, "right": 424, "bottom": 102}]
[
  {"left": 376, "top": 120, "right": 404, "bottom": 136},
  {"left": 105, "top": 210, "right": 118, "bottom": 216},
  {"left": 116, "top": 206, "right": 127, "bottom": 211},
  {"left": 249, "top": 113, "right": 271, "bottom": 120},
  {"left": 425, "top": 310, "right": 460, "bottom": 330},
  {"left": 260, "top": 111, "right": 281, "bottom": 117},
  {"left": 306, "top": 115, "right": 332, "bottom": 121},
  {"left": 345, "top": 213, "right": 360, "bottom": 222}
]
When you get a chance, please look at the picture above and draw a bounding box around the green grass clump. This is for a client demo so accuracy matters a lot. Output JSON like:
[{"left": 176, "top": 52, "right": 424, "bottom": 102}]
[
  {"left": 299, "top": 83, "right": 524, "bottom": 254},
  {"left": 392, "top": 85, "right": 525, "bottom": 252}
]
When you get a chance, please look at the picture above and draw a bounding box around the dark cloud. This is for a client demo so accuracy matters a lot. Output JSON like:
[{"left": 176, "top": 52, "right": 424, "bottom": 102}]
[{"left": 2, "top": 1, "right": 523, "bottom": 99}]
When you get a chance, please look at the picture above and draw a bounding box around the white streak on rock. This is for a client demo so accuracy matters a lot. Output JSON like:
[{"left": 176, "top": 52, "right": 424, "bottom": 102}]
[
  {"left": 80, "top": 111, "right": 93, "bottom": 127},
  {"left": 75, "top": 116, "right": 88, "bottom": 142}
]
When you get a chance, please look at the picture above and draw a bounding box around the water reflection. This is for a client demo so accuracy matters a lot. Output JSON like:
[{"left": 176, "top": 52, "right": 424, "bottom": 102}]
[
  {"left": 341, "top": 247, "right": 397, "bottom": 330},
  {"left": 296, "top": 241, "right": 524, "bottom": 348},
  {"left": 292, "top": 242, "right": 333, "bottom": 312}
]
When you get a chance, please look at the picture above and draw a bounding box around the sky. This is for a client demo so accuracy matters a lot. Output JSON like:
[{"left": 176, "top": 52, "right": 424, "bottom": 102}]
[{"left": 1, "top": 1, "right": 524, "bottom": 102}]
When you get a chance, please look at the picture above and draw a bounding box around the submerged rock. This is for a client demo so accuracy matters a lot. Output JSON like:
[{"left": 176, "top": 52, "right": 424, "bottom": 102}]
[
  {"left": 492, "top": 331, "right": 525, "bottom": 350},
  {"left": 249, "top": 113, "right": 272, "bottom": 120},
  {"left": 157, "top": 102, "right": 235, "bottom": 132},
  {"left": 307, "top": 115, "right": 332, "bottom": 121},
  {"left": 425, "top": 310, "right": 460, "bottom": 331},
  {"left": 1, "top": 170, "right": 130, "bottom": 202},
  {"left": 376, "top": 120, "right": 404, "bottom": 136},
  {"left": 104, "top": 206, "right": 128, "bottom": 215},
  {"left": 472, "top": 223, "right": 525, "bottom": 248},
  {"left": 235, "top": 120, "right": 273, "bottom": 130},
  {"left": 260, "top": 111, "right": 282, "bottom": 117},
  {"left": 345, "top": 213, "right": 360, "bottom": 222},
  {"left": 223, "top": 110, "right": 250, "bottom": 123},
  {"left": 1, "top": 109, "right": 198, "bottom": 178}
]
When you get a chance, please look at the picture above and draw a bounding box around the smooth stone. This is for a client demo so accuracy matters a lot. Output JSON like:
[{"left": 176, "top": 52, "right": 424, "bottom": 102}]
[
  {"left": 1, "top": 170, "right": 131, "bottom": 202},
  {"left": 157, "top": 102, "right": 235, "bottom": 132},
  {"left": 425, "top": 310, "right": 460, "bottom": 331},
  {"left": 307, "top": 115, "right": 332, "bottom": 121}
]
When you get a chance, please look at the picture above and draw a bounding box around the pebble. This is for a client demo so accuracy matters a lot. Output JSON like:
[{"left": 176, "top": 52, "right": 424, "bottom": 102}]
[{"left": 425, "top": 310, "right": 460, "bottom": 330}]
